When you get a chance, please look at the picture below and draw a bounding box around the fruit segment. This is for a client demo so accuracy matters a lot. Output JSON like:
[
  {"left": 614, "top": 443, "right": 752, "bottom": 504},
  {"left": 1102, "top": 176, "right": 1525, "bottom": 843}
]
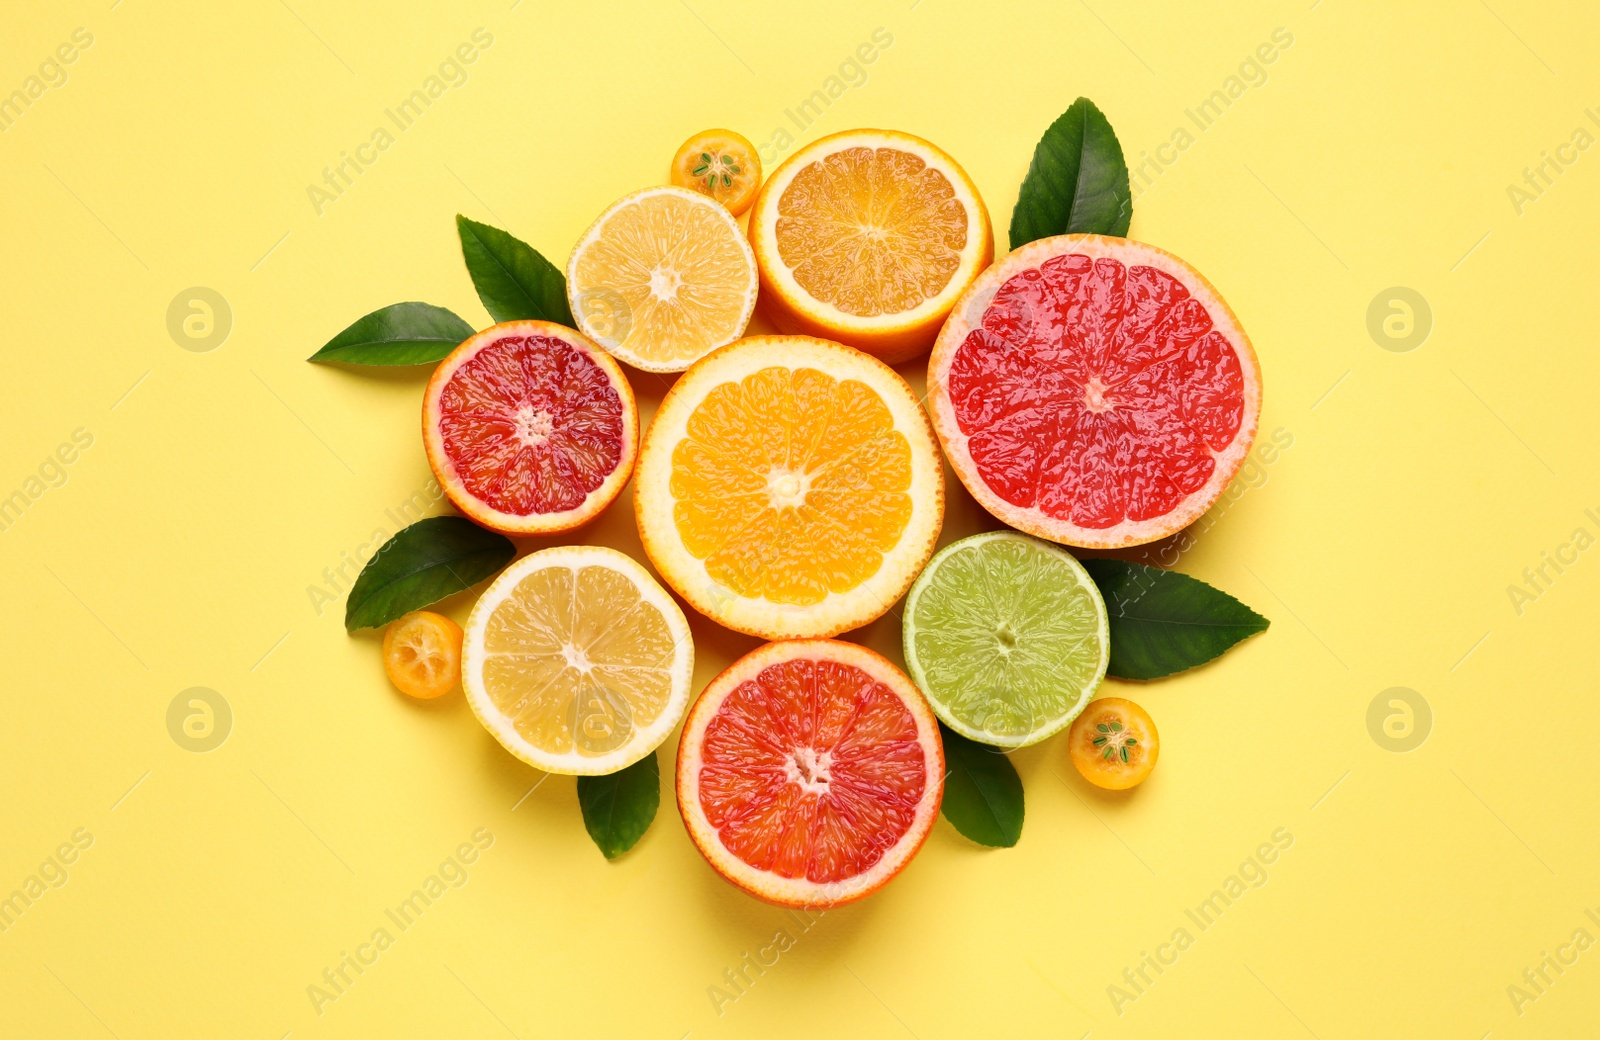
[
  {"left": 775, "top": 145, "right": 967, "bottom": 317},
  {"left": 949, "top": 254, "right": 1244, "bottom": 527},
  {"left": 437, "top": 335, "right": 626, "bottom": 515},
  {"left": 481, "top": 564, "right": 676, "bottom": 756},
  {"left": 699, "top": 656, "right": 926, "bottom": 882},
  {"left": 669, "top": 365, "right": 912, "bottom": 606},
  {"left": 903, "top": 531, "right": 1108, "bottom": 746}
]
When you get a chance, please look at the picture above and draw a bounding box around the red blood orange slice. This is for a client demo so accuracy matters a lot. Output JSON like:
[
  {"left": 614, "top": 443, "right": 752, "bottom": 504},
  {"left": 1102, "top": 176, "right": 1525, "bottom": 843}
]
[
  {"left": 423, "top": 320, "right": 637, "bottom": 535},
  {"left": 676, "top": 640, "right": 943, "bottom": 908},
  {"left": 928, "top": 235, "right": 1262, "bottom": 548}
]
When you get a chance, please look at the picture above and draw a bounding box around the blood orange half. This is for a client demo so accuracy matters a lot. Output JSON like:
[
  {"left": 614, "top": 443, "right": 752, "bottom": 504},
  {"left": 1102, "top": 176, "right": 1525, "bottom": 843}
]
[
  {"left": 928, "top": 235, "right": 1262, "bottom": 548},
  {"left": 676, "top": 640, "right": 943, "bottom": 908},
  {"left": 423, "top": 320, "right": 637, "bottom": 535}
]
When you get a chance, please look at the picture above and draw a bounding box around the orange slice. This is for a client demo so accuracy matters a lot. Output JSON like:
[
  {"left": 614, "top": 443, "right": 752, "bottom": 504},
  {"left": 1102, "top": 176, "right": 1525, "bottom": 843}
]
[
  {"left": 635, "top": 335, "right": 943, "bottom": 639},
  {"left": 748, "top": 129, "right": 993, "bottom": 364},
  {"left": 566, "top": 185, "right": 758, "bottom": 372},
  {"left": 676, "top": 639, "right": 944, "bottom": 907},
  {"left": 670, "top": 128, "right": 762, "bottom": 216}
]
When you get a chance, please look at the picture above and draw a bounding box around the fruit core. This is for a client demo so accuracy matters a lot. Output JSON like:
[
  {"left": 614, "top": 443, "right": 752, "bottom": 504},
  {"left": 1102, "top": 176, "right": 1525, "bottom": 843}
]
[
  {"left": 515, "top": 407, "right": 555, "bottom": 446},
  {"left": 648, "top": 264, "right": 682, "bottom": 301},
  {"left": 786, "top": 747, "right": 832, "bottom": 794},
  {"left": 767, "top": 469, "right": 809, "bottom": 509}
]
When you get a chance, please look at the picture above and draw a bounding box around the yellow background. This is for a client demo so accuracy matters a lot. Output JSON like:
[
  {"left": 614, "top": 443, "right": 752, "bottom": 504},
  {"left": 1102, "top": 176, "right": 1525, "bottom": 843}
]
[{"left": 4, "top": 0, "right": 1597, "bottom": 1036}]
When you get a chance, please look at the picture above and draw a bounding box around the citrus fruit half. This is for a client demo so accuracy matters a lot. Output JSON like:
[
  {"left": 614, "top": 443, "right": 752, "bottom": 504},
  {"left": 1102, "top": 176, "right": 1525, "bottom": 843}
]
[
  {"left": 382, "top": 610, "right": 463, "bottom": 700},
  {"left": 928, "top": 235, "right": 1263, "bottom": 549},
  {"left": 903, "top": 531, "right": 1108, "bottom": 747},
  {"left": 566, "top": 185, "right": 758, "bottom": 372},
  {"left": 676, "top": 639, "right": 943, "bottom": 907},
  {"left": 635, "top": 335, "right": 943, "bottom": 639},
  {"left": 669, "top": 128, "right": 762, "bottom": 216},
  {"left": 748, "top": 129, "right": 993, "bottom": 364},
  {"left": 462, "top": 545, "right": 694, "bottom": 775},
  {"left": 423, "top": 320, "right": 637, "bottom": 535},
  {"left": 1068, "top": 697, "right": 1159, "bottom": 790}
]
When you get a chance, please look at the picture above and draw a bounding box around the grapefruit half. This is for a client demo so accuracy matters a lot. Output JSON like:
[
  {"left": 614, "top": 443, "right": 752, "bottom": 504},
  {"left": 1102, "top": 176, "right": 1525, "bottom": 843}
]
[
  {"left": 423, "top": 320, "right": 637, "bottom": 535},
  {"left": 928, "top": 235, "right": 1262, "bottom": 548},
  {"left": 676, "top": 639, "right": 943, "bottom": 908}
]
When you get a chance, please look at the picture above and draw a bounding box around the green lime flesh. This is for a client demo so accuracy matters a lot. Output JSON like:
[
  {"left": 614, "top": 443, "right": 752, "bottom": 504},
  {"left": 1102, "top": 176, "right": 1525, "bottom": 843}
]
[{"left": 902, "top": 530, "right": 1108, "bottom": 747}]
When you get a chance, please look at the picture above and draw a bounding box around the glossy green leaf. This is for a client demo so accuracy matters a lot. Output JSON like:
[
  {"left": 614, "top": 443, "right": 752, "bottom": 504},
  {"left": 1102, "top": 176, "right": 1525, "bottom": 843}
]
[
  {"left": 577, "top": 752, "right": 660, "bottom": 860},
  {"left": 1009, "top": 97, "right": 1132, "bottom": 248},
  {"left": 344, "top": 516, "right": 514, "bottom": 631},
  {"left": 307, "top": 302, "right": 474, "bottom": 366},
  {"left": 1081, "top": 559, "right": 1270, "bottom": 680},
  {"left": 456, "top": 214, "right": 575, "bottom": 326},
  {"left": 938, "top": 724, "right": 1024, "bottom": 847}
]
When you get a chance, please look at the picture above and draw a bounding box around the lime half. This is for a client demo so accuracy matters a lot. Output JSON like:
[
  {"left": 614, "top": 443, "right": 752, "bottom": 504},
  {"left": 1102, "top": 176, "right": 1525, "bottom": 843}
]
[{"left": 903, "top": 531, "right": 1108, "bottom": 747}]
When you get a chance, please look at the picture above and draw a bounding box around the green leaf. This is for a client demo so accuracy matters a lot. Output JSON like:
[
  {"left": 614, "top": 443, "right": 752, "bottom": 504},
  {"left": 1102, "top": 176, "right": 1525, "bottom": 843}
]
[
  {"left": 456, "top": 214, "right": 575, "bottom": 327},
  {"left": 1081, "top": 559, "right": 1270, "bottom": 680},
  {"left": 938, "top": 724, "right": 1024, "bottom": 848},
  {"left": 577, "top": 752, "right": 660, "bottom": 859},
  {"left": 344, "top": 516, "right": 515, "bottom": 631},
  {"left": 1009, "top": 97, "right": 1132, "bottom": 249},
  {"left": 307, "top": 302, "right": 474, "bottom": 366}
]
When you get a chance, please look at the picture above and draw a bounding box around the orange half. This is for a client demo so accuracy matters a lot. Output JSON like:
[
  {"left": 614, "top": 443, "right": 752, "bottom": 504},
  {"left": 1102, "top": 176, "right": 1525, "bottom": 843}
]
[
  {"left": 634, "top": 335, "right": 943, "bottom": 639},
  {"left": 749, "top": 129, "right": 993, "bottom": 364}
]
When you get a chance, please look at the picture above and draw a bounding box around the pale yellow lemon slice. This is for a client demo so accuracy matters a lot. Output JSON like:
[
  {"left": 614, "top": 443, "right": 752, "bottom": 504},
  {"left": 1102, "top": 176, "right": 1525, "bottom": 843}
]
[
  {"left": 462, "top": 545, "right": 693, "bottom": 775},
  {"left": 566, "top": 185, "right": 757, "bottom": 372}
]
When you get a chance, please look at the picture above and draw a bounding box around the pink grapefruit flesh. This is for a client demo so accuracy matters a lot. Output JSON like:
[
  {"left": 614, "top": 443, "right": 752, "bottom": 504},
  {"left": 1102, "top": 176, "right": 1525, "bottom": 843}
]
[{"left": 928, "top": 235, "right": 1261, "bottom": 548}]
